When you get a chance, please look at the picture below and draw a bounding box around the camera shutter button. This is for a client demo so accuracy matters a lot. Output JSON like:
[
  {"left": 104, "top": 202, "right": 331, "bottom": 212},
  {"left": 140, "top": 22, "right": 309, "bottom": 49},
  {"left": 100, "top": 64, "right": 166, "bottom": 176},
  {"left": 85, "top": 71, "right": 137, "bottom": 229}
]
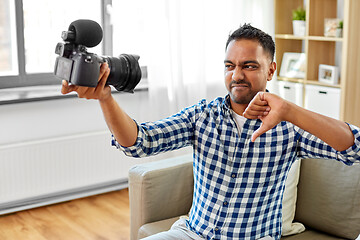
[{"left": 85, "top": 55, "right": 93, "bottom": 63}]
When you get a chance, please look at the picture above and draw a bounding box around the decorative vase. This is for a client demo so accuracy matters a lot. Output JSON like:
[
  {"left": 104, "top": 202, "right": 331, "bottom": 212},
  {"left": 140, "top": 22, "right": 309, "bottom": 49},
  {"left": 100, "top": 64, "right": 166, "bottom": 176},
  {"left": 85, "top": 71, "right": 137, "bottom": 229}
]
[
  {"left": 292, "top": 20, "right": 306, "bottom": 36},
  {"left": 335, "top": 28, "right": 343, "bottom": 37}
]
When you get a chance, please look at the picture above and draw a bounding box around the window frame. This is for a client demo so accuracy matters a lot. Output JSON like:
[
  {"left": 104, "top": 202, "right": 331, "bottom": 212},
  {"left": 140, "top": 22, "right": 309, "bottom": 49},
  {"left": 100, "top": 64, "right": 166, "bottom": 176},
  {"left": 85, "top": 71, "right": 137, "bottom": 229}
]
[{"left": 0, "top": 0, "right": 112, "bottom": 89}]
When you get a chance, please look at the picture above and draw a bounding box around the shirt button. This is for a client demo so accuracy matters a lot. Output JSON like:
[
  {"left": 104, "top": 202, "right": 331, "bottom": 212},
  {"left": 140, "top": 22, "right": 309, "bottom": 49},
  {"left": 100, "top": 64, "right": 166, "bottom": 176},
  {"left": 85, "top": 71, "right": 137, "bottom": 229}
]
[
  {"left": 214, "top": 227, "right": 220, "bottom": 233},
  {"left": 231, "top": 173, "right": 236, "bottom": 178},
  {"left": 223, "top": 201, "right": 228, "bottom": 206}
]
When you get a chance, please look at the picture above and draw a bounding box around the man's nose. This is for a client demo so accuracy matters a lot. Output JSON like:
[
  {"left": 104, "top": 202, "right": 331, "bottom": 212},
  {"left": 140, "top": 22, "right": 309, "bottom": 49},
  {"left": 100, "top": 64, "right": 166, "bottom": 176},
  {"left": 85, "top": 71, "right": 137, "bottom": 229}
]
[{"left": 232, "top": 66, "right": 245, "bottom": 81}]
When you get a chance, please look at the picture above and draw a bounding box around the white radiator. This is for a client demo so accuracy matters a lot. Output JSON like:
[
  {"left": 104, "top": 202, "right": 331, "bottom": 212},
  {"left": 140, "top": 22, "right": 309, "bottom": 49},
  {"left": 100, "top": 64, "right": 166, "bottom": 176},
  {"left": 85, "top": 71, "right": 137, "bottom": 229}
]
[
  {"left": 0, "top": 131, "right": 191, "bottom": 215},
  {"left": 0, "top": 131, "right": 147, "bottom": 215}
]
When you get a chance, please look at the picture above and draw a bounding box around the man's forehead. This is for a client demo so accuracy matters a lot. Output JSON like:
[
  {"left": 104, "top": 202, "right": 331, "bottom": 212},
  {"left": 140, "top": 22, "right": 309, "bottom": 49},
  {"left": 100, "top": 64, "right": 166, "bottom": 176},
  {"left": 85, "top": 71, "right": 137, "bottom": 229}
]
[{"left": 225, "top": 39, "right": 270, "bottom": 61}]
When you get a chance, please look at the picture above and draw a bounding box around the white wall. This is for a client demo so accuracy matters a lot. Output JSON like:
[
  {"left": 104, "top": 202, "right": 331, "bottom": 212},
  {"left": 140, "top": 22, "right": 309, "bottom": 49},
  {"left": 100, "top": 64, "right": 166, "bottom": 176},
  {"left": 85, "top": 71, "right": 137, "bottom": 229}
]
[
  {"left": 0, "top": 89, "right": 196, "bottom": 185},
  {"left": 0, "top": 91, "right": 149, "bottom": 145},
  {"left": 0, "top": 89, "right": 198, "bottom": 212},
  {"left": 0, "top": 85, "right": 227, "bottom": 145}
]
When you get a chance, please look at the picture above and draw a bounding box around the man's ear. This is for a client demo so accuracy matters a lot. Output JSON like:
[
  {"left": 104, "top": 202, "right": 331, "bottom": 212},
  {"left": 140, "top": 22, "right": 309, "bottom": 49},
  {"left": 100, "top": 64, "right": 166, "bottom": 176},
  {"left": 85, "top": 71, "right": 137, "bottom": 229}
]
[{"left": 267, "top": 62, "right": 276, "bottom": 81}]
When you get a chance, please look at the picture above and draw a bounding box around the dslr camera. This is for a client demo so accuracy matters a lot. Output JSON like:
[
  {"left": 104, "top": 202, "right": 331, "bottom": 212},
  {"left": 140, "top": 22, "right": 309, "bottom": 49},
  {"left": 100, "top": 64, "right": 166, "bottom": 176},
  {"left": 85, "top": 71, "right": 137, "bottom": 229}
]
[{"left": 54, "top": 19, "right": 142, "bottom": 92}]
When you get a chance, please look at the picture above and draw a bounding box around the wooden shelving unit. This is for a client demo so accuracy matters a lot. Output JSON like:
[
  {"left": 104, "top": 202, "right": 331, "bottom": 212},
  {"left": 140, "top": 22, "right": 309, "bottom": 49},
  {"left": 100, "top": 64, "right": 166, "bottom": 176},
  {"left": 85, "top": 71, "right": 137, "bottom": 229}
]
[{"left": 274, "top": 0, "right": 360, "bottom": 126}]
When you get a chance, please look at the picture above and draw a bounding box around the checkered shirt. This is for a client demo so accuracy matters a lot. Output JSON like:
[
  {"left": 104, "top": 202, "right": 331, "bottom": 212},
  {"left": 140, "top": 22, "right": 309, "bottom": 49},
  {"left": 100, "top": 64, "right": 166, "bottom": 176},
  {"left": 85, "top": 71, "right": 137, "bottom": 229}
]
[{"left": 113, "top": 95, "right": 360, "bottom": 240}]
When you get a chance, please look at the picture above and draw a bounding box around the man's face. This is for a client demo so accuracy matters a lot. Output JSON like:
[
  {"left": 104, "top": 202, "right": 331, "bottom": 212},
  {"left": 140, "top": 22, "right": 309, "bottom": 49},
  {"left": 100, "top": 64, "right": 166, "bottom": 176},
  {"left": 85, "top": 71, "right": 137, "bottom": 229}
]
[{"left": 224, "top": 39, "right": 276, "bottom": 105}]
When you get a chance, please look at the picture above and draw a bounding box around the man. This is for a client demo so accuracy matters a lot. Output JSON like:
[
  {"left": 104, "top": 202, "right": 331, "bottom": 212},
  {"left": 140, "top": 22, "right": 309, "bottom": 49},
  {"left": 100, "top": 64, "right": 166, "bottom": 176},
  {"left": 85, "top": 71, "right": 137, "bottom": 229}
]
[{"left": 61, "top": 24, "right": 360, "bottom": 240}]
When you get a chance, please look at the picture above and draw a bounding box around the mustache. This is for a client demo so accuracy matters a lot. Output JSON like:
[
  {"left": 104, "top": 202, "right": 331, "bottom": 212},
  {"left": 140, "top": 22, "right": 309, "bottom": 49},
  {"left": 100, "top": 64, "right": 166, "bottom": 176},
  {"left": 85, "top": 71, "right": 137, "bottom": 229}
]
[{"left": 230, "top": 80, "right": 251, "bottom": 88}]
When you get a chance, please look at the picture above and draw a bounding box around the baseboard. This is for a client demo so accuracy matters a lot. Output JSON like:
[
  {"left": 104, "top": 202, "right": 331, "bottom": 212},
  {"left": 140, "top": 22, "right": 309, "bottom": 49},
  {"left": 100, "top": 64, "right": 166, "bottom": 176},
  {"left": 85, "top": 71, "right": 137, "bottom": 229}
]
[{"left": 0, "top": 178, "right": 128, "bottom": 215}]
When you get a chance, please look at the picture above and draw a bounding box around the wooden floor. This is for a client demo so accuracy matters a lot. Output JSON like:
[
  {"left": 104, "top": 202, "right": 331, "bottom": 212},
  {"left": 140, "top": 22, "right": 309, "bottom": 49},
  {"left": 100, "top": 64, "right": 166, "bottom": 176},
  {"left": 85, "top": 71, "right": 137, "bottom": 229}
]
[{"left": 0, "top": 188, "right": 130, "bottom": 240}]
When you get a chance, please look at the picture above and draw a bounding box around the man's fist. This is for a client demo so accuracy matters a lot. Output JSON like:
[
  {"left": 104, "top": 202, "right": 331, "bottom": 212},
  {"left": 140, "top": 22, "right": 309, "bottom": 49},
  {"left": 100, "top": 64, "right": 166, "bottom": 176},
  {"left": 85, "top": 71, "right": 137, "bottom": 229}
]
[{"left": 244, "top": 92, "right": 290, "bottom": 142}]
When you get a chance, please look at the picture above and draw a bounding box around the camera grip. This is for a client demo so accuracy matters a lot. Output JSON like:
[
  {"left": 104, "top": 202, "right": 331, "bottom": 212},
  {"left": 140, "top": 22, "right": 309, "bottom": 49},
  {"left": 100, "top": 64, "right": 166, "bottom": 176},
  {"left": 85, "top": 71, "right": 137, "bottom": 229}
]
[{"left": 69, "top": 54, "right": 100, "bottom": 87}]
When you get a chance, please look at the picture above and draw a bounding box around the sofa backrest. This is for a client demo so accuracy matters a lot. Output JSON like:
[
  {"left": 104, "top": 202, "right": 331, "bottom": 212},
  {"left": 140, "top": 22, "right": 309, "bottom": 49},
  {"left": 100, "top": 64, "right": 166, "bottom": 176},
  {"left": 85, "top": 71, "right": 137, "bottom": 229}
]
[{"left": 295, "top": 158, "right": 360, "bottom": 239}]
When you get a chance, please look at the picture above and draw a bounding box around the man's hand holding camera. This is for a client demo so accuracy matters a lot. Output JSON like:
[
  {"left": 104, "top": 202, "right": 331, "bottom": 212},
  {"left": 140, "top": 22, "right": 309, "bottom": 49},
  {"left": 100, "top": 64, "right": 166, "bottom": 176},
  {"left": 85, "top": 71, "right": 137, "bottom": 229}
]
[{"left": 61, "top": 63, "right": 111, "bottom": 102}]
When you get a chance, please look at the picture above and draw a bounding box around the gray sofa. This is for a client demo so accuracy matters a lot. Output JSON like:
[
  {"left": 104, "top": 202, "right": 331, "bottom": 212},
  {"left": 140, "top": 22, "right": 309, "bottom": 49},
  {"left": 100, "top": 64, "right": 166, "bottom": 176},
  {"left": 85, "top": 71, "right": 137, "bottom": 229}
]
[{"left": 129, "top": 154, "right": 360, "bottom": 240}]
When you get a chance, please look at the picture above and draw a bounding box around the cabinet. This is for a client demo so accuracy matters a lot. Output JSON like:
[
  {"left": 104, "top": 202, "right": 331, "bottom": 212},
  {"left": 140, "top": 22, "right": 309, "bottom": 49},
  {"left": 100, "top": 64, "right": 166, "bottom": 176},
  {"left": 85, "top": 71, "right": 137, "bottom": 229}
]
[
  {"left": 278, "top": 81, "right": 303, "bottom": 107},
  {"left": 274, "top": 0, "right": 360, "bottom": 126},
  {"left": 305, "top": 85, "right": 341, "bottom": 119}
]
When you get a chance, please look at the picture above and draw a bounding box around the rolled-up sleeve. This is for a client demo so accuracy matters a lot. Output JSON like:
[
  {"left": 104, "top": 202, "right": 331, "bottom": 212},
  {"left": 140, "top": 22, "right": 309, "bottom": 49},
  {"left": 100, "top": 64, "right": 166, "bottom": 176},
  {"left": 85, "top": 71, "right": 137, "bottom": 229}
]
[
  {"left": 296, "top": 123, "right": 360, "bottom": 165},
  {"left": 112, "top": 100, "right": 206, "bottom": 158},
  {"left": 111, "top": 119, "right": 149, "bottom": 157},
  {"left": 338, "top": 123, "right": 360, "bottom": 163}
]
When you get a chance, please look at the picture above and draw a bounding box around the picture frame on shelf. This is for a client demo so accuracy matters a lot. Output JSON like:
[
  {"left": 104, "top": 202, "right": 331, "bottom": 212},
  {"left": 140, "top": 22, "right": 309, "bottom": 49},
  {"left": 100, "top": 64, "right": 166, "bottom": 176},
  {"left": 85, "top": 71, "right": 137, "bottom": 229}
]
[
  {"left": 279, "top": 52, "right": 306, "bottom": 79},
  {"left": 324, "top": 18, "right": 341, "bottom": 37},
  {"left": 318, "top": 64, "right": 339, "bottom": 85}
]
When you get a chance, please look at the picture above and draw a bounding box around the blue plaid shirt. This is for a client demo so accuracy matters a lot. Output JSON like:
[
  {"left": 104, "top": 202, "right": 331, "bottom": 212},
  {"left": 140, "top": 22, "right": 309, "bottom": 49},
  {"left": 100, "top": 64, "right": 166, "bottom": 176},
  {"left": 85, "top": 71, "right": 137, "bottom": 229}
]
[{"left": 113, "top": 95, "right": 360, "bottom": 240}]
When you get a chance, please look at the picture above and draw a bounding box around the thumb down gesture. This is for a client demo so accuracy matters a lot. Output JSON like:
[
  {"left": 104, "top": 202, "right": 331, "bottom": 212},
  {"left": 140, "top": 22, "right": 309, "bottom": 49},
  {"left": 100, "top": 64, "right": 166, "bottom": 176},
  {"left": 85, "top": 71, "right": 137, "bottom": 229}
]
[{"left": 243, "top": 92, "right": 290, "bottom": 142}]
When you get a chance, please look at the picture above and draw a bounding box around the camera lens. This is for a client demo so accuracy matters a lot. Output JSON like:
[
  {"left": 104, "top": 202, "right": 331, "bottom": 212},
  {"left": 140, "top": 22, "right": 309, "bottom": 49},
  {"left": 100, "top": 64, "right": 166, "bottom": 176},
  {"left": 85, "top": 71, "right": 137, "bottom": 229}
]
[{"left": 105, "top": 54, "right": 142, "bottom": 92}]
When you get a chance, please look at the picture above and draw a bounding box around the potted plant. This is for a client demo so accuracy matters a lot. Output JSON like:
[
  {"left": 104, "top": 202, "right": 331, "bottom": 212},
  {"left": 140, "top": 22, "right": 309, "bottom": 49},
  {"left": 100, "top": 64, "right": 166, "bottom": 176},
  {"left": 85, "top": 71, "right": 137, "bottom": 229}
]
[
  {"left": 336, "top": 20, "right": 343, "bottom": 37},
  {"left": 292, "top": 7, "right": 306, "bottom": 36}
]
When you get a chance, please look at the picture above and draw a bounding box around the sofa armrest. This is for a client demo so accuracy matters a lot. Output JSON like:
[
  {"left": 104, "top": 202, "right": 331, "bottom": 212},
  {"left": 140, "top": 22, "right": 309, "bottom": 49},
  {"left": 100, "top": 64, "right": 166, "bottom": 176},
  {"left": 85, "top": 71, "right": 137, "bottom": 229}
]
[{"left": 128, "top": 154, "right": 194, "bottom": 240}]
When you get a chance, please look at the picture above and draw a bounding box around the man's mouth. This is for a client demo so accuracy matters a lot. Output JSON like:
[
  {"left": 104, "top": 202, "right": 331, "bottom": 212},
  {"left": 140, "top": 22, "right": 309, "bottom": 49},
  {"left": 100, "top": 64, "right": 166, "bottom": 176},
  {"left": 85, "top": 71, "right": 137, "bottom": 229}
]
[{"left": 231, "top": 81, "right": 250, "bottom": 89}]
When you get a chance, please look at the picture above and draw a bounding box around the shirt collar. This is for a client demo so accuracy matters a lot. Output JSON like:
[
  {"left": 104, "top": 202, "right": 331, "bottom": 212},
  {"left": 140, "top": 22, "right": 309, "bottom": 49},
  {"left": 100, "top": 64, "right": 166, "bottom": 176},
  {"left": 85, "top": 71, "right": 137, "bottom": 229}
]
[{"left": 222, "top": 94, "right": 232, "bottom": 116}]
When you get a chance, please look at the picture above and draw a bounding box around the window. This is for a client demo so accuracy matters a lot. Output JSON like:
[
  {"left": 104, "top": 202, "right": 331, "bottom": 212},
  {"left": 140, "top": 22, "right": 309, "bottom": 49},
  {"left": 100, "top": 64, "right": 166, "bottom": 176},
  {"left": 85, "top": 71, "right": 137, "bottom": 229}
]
[
  {"left": 0, "top": 0, "right": 18, "bottom": 76},
  {"left": 111, "top": 0, "right": 148, "bottom": 61},
  {"left": 0, "top": 0, "right": 273, "bottom": 95},
  {"left": 22, "top": 0, "right": 102, "bottom": 73},
  {"left": 0, "top": 0, "right": 106, "bottom": 89}
]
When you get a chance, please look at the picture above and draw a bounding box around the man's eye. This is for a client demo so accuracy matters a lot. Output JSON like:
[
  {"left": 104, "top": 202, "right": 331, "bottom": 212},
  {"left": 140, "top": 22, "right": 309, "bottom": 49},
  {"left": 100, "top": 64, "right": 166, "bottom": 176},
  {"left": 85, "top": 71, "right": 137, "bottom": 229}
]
[
  {"left": 244, "top": 65, "right": 258, "bottom": 69},
  {"left": 225, "top": 65, "right": 234, "bottom": 69}
]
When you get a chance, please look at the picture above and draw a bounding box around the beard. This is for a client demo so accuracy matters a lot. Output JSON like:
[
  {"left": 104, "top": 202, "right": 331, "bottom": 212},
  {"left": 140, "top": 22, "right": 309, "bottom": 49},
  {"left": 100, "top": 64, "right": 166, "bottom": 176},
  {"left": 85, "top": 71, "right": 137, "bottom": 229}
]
[
  {"left": 230, "top": 91, "right": 257, "bottom": 104},
  {"left": 228, "top": 80, "right": 258, "bottom": 104}
]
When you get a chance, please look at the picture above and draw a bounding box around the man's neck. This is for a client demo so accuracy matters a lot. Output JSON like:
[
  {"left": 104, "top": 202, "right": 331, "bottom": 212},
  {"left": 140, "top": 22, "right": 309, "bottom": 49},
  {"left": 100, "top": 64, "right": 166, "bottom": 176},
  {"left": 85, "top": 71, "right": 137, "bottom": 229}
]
[{"left": 230, "top": 100, "right": 248, "bottom": 116}]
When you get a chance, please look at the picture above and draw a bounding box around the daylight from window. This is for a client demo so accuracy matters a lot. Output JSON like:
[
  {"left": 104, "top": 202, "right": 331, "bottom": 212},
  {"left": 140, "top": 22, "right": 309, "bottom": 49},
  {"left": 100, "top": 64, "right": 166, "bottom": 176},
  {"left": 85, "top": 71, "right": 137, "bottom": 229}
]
[
  {"left": 22, "top": 0, "right": 102, "bottom": 73},
  {"left": 0, "top": 0, "right": 17, "bottom": 76}
]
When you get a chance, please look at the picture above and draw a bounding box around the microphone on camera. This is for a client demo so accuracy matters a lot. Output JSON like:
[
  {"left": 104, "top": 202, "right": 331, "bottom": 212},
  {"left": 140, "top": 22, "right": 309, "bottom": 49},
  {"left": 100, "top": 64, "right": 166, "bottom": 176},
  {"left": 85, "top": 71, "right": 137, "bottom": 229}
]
[
  {"left": 55, "top": 19, "right": 142, "bottom": 92},
  {"left": 61, "top": 19, "right": 103, "bottom": 48}
]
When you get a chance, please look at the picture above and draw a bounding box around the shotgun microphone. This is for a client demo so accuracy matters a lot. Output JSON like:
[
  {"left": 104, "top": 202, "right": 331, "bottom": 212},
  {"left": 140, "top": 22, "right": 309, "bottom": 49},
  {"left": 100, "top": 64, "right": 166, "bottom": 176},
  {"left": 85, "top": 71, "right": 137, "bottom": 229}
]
[{"left": 61, "top": 19, "right": 103, "bottom": 48}]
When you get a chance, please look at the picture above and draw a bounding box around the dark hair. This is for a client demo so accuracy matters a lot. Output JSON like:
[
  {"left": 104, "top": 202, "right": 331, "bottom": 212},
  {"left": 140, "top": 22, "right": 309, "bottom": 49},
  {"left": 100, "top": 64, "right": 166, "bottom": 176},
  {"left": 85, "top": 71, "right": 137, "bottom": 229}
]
[{"left": 225, "top": 23, "right": 275, "bottom": 61}]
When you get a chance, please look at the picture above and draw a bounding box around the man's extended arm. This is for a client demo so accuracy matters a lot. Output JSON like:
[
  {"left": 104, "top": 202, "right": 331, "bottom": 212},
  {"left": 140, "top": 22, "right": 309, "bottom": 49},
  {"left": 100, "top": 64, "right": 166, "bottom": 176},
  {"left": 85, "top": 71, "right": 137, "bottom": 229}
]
[
  {"left": 243, "top": 92, "right": 354, "bottom": 152},
  {"left": 61, "top": 63, "right": 138, "bottom": 147}
]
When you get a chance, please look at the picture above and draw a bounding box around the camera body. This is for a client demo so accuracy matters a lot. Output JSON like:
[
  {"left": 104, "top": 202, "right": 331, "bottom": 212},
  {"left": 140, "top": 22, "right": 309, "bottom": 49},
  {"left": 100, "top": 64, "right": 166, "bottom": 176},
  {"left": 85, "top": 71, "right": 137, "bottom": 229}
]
[
  {"left": 55, "top": 43, "right": 103, "bottom": 87},
  {"left": 54, "top": 19, "right": 142, "bottom": 92}
]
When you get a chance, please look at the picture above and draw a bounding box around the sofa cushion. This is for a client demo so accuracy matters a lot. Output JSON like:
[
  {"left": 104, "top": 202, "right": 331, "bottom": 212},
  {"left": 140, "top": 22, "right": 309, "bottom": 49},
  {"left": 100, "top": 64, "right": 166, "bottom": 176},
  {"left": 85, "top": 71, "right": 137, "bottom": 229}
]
[
  {"left": 281, "top": 229, "right": 347, "bottom": 240},
  {"left": 295, "top": 158, "right": 360, "bottom": 239},
  {"left": 138, "top": 216, "right": 179, "bottom": 239},
  {"left": 281, "top": 159, "right": 305, "bottom": 236}
]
